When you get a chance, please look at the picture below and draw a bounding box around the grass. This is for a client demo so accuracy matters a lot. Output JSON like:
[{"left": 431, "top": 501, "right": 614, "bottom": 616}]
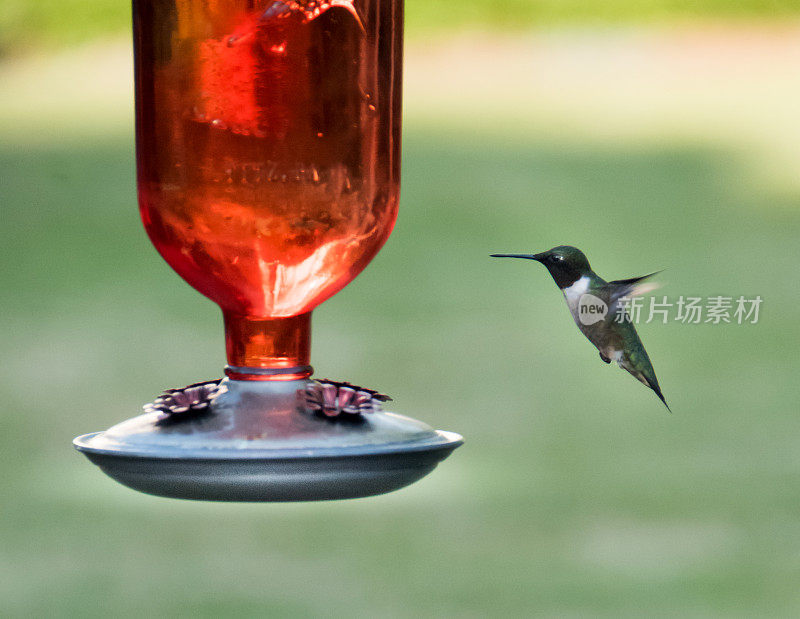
[
  {"left": 2, "top": 0, "right": 800, "bottom": 54},
  {"left": 2, "top": 31, "right": 800, "bottom": 618}
]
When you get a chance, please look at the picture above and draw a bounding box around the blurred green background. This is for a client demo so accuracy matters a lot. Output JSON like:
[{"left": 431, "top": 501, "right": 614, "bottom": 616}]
[{"left": 3, "top": 2, "right": 800, "bottom": 617}]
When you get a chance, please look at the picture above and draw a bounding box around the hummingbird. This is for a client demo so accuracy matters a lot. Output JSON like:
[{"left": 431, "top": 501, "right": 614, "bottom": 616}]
[{"left": 491, "top": 245, "right": 669, "bottom": 411}]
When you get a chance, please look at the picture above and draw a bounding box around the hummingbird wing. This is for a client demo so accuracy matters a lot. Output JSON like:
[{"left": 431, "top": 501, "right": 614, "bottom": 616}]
[{"left": 604, "top": 271, "right": 662, "bottom": 316}]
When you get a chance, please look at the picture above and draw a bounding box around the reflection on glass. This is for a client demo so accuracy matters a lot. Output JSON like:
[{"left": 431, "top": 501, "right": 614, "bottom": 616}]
[{"left": 134, "top": 0, "right": 403, "bottom": 375}]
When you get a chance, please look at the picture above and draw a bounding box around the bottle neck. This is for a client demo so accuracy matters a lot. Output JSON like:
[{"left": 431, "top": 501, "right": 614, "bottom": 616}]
[{"left": 223, "top": 311, "right": 312, "bottom": 381}]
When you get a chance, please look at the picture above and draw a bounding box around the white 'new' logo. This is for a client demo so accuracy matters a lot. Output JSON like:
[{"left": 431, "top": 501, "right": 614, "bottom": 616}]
[{"left": 578, "top": 293, "right": 608, "bottom": 325}]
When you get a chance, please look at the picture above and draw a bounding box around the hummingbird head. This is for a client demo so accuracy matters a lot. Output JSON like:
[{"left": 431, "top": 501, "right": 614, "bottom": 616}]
[{"left": 491, "top": 245, "right": 592, "bottom": 288}]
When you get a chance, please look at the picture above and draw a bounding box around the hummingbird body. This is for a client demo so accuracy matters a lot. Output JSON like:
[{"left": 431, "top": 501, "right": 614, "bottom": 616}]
[{"left": 492, "top": 246, "right": 669, "bottom": 410}]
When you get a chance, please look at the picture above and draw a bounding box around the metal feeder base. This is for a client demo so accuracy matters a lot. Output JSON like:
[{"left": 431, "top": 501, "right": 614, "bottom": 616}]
[{"left": 73, "top": 378, "right": 462, "bottom": 502}]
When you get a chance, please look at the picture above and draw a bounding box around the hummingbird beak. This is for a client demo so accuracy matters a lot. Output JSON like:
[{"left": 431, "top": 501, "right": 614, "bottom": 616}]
[{"left": 490, "top": 253, "right": 543, "bottom": 261}]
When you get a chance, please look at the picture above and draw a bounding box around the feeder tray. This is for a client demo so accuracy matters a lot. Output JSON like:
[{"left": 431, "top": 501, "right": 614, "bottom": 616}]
[{"left": 74, "top": 378, "right": 462, "bottom": 502}]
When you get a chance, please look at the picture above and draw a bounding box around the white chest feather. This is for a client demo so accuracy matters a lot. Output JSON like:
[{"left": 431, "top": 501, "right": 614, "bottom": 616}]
[{"left": 562, "top": 276, "right": 590, "bottom": 307}]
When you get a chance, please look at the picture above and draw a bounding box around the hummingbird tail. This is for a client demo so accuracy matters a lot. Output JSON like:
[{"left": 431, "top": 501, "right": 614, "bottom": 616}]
[
  {"left": 655, "top": 389, "right": 671, "bottom": 413},
  {"left": 646, "top": 378, "right": 671, "bottom": 413}
]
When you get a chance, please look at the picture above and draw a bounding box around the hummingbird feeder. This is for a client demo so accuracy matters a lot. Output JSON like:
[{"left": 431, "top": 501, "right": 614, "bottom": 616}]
[{"left": 73, "top": 0, "right": 462, "bottom": 501}]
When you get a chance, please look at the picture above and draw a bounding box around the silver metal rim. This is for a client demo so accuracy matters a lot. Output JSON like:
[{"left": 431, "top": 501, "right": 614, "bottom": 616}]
[{"left": 73, "top": 430, "right": 464, "bottom": 461}]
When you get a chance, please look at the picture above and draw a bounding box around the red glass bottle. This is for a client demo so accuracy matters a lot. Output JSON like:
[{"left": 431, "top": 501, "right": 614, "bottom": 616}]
[{"left": 134, "top": 0, "right": 402, "bottom": 378}]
